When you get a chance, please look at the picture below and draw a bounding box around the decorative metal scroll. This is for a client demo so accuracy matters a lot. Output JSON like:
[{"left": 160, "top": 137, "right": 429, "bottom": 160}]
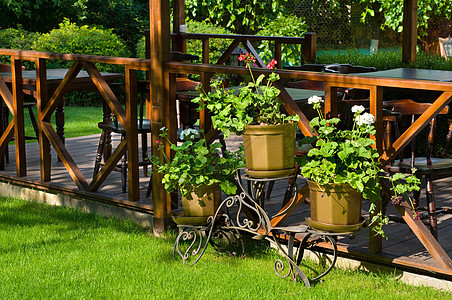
[{"left": 172, "top": 169, "right": 341, "bottom": 288}]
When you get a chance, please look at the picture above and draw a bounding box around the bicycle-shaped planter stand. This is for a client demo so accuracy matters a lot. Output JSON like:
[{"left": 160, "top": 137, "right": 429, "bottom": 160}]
[{"left": 173, "top": 169, "right": 363, "bottom": 288}]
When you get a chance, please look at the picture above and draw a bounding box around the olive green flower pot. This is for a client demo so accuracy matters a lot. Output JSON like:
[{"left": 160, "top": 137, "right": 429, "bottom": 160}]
[
  {"left": 181, "top": 184, "right": 221, "bottom": 217},
  {"left": 307, "top": 181, "right": 363, "bottom": 232},
  {"left": 243, "top": 123, "right": 297, "bottom": 178}
]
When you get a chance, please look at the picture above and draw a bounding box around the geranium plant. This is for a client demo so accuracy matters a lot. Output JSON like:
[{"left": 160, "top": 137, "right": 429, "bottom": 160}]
[
  {"left": 298, "top": 96, "right": 420, "bottom": 236},
  {"left": 192, "top": 53, "right": 299, "bottom": 137},
  {"left": 151, "top": 128, "right": 245, "bottom": 199}
]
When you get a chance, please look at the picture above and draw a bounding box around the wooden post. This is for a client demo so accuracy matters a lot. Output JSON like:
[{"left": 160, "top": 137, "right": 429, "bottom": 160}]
[
  {"left": 150, "top": 0, "right": 172, "bottom": 235},
  {"left": 402, "top": 0, "right": 417, "bottom": 63},
  {"left": 36, "top": 58, "right": 51, "bottom": 182},
  {"left": 125, "top": 67, "right": 139, "bottom": 201},
  {"left": 301, "top": 32, "right": 316, "bottom": 65},
  {"left": 172, "top": 0, "right": 187, "bottom": 53},
  {"left": 11, "top": 58, "right": 26, "bottom": 176}
]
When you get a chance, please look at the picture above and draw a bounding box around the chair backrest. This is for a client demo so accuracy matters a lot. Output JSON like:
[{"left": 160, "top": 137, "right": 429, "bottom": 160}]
[
  {"left": 439, "top": 36, "right": 452, "bottom": 59},
  {"left": 283, "top": 64, "right": 326, "bottom": 72},
  {"left": 284, "top": 64, "right": 326, "bottom": 91},
  {"left": 385, "top": 100, "right": 451, "bottom": 163},
  {"left": 325, "top": 64, "right": 376, "bottom": 74}
]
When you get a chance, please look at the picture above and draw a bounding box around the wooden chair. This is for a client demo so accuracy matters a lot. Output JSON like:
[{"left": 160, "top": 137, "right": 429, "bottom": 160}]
[
  {"left": 384, "top": 99, "right": 452, "bottom": 239},
  {"left": 439, "top": 36, "right": 452, "bottom": 59},
  {"left": 93, "top": 81, "right": 151, "bottom": 193},
  {"left": 0, "top": 62, "right": 38, "bottom": 163},
  {"left": 284, "top": 64, "right": 326, "bottom": 91}
]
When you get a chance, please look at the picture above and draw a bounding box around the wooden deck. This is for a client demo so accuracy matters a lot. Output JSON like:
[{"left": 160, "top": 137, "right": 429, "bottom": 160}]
[{"left": 1, "top": 133, "right": 452, "bottom": 281}]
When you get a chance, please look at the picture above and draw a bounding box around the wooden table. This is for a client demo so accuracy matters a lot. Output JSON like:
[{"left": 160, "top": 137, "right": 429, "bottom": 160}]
[{"left": 352, "top": 68, "right": 452, "bottom": 82}]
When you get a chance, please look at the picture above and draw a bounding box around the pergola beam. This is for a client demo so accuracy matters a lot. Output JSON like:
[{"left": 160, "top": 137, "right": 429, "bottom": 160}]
[{"left": 402, "top": 0, "right": 418, "bottom": 63}]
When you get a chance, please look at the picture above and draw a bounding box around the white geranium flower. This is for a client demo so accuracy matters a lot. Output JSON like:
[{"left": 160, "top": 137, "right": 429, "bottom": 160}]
[
  {"left": 160, "top": 126, "right": 166, "bottom": 131},
  {"left": 356, "top": 112, "right": 375, "bottom": 126},
  {"left": 308, "top": 95, "right": 323, "bottom": 105},
  {"left": 351, "top": 105, "right": 365, "bottom": 114},
  {"left": 180, "top": 128, "right": 199, "bottom": 141}
]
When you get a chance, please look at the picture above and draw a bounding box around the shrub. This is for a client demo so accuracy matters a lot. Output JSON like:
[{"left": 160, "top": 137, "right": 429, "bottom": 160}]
[
  {"left": 315, "top": 49, "right": 452, "bottom": 71},
  {"left": 186, "top": 20, "right": 233, "bottom": 64},
  {"left": 136, "top": 20, "right": 232, "bottom": 65},
  {"left": 31, "top": 20, "right": 129, "bottom": 107},
  {"left": 32, "top": 19, "right": 130, "bottom": 73},
  {"left": 257, "top": 14, "right": 309, "bottom": 67},
  {"left": 136, "top": 20, "right": 232, "bottom": 63},
  {"left": 0, "top": 28, "right": 40, "bottom": 68}
]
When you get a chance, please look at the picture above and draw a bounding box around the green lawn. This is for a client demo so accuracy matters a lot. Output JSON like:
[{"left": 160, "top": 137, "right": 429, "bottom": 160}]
[
  {"left": 19, "top": 106, "right": 103, "bottom": 140},
  {"left": 0, "top": 197, "right": 449, "bottom": 299}
]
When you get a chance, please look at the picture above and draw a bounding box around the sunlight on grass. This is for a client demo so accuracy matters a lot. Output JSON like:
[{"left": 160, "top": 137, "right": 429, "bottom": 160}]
[
  {"left": 15, "top": 106, "right": 102, "bottom": 142},
  {"left": 0, "top": 197, "right": 449, "bottom": 299}
]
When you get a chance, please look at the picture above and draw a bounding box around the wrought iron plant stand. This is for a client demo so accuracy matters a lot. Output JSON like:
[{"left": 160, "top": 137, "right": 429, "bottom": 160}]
[{"left": 173, "top": 169, "right": 358, "bottom": 288}]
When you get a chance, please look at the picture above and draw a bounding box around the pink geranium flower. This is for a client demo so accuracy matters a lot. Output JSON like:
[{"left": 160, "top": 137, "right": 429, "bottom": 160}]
[{"left": 267, "top": 59, "right": 277, "bottom": 70}]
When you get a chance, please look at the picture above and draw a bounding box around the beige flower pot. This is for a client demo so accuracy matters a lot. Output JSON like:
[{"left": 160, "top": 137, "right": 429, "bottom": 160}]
[
  {"left": 243, "top": 123, "right": 297, "bottom": 178},
  {"left": 307, "top": 180, "right": 363, "bottom": 231},
  {"left": 181, "top": 184, "right": 221, "bottom": 217}
]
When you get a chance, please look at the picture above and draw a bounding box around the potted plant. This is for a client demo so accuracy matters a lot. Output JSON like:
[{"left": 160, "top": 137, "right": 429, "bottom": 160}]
[
  {"left": 152, "top": 128, "right": 245, "bottom": 217},
  {"left": 298, "top": 96, "right": 420, "bottom": 236},
  {"left": 193, "top": 53, "right": 299, "bottom": 178}
]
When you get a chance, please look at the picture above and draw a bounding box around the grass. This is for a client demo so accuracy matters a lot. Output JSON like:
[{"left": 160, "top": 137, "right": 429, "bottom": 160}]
[
  {"left": 17, "top": 106, "right": 102, "bottom": 142},
  {"left": 0, "top": 197, "right": 450, "bottom": 299}
]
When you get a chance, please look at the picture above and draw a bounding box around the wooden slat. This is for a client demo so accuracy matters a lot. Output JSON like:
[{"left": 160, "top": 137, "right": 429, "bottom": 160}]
[
  {"left": 125, "top": 67, "right": 139, "bottom": 202},
  {"left": 270, "top": 183, "right": 309, "bottom": 227},
  {"left": 0, "top": 121, "right": 14, "bottom": 154},
  {"left": 244, "top": 40, "right": 266, "bottom": 68},
  {"left": 274, "top": 42, "right": 282, "bottom": 69},
  {"left": 11, "top": 58, "right": 26, "bottom": 177},
  {"left": 216, "top": 39, "right": 240, "bottom": 65},
  {"left": 81, "top": 62, "right": 127, "bottom": 129},
  {"left": 380, "top": 91, "right": 452, "bottom": 162},
  {"left": 394, "top": 199, "right": 452, "bottom": 270},
  {"left": 174, "top": 32, "right": 306, "bottom": 44},
  {"left": 87, "top": 139, "right": 127, "bottom": 192},
  {"left": 0, "top": 76, "right": 14, "bottom": 114},
  {"left": 0, "top": 48, "right": 152, "bottom": 68},
  {"left": 273, "top": 81, "right": 314, "bottom": 137},
  {"left": 402, "top": 0, "right": 418, "bottom": 63},
  {"left": 166, "top": 62, "right": 452, "bottom": 92},
  {"left": 36, "top": 58, "right": 51, "bottom": 182},
  {"left": 41, "top": 61, "right": 82, "bottom": 121},
  {"left": 202, "top": 39, "right": 210, "bottom": 64},
  {"left": 41, "top": 122, "right": 88, "bottom": 190}
]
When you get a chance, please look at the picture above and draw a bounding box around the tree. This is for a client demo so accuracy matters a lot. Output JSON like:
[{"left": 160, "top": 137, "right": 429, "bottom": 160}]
[
  {"left": 312, "top": 0, "right": 452, "bottom": 53},
  {"left": 184, "top": 0, "right": 288, "bottom": 34},
  {"left": 359, "top": 0, "right": 452, "bottom": 53}
]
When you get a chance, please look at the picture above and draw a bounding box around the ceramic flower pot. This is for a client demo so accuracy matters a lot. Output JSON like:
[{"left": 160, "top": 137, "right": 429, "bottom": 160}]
[
  {"left": 307, "top": 180, "right": 363, "bottom": 232},
  {"left": 181, "top": 183, "right": 221, "bottom": 217},
  {"left": 242, "top": 122, "right": 297, "bottom": 178}
]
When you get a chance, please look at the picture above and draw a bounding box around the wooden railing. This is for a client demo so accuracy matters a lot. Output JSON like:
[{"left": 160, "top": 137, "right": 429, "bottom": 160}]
[
  {"left": 0, "top": 48, "right": 151, "bottom": 202},
  {"left": 147, "top": 31, "right": 316, "bottom": 66},
  {"left": 2, "top": 44, "right": 452, "bottom": 270}
]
